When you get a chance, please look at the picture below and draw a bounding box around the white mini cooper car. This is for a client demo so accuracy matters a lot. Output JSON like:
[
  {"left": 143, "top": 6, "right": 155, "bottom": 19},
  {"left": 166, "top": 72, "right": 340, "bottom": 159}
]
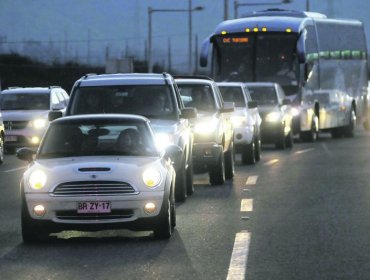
[{"left": 17, "top": 114, "right": 180, "bottom": 242}]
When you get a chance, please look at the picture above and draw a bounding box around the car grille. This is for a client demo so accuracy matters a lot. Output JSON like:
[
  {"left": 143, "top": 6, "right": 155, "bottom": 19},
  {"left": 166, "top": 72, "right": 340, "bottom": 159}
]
[
  {"left": 52, "top": 181, "right": 137, "bottom": 196},
  {"left": 4, "top": 121, "right": 28, "bottom": 130},
  {"left": 55, "top": 209, "right": 134, "bottom": 221}
]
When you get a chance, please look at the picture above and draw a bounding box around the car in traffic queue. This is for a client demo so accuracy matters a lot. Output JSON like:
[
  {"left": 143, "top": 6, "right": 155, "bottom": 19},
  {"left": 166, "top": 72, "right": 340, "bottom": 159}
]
[
  {"left": 175, "top": 76, "right": 234, "bottom": 186},
  {"left": 0, "top": 110, "right": 4, "bottom": 164},
  {"left": 217, "top": 82, "right": 262, "bottom": 164},
  {"left": 0, "top": 86, "right": 69, "bottom": 153},
  {"left": 49, "top": 73, "right": 196, "bottom": 203},
  {"left": 246, "top": 82, "right": 293, "bottom": 149},
  {"left": 17, "top": 114, "right": 180, "bottom": 242}
]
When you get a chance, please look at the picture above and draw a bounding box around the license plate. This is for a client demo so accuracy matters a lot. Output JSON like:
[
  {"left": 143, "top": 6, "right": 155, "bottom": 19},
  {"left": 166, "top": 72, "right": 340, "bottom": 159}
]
[
  {"left": 5, "top": 135, "right": 17, "bottom": 142},
  {"left": 77, "top": 201, "right": 111, "bottom": 213}
]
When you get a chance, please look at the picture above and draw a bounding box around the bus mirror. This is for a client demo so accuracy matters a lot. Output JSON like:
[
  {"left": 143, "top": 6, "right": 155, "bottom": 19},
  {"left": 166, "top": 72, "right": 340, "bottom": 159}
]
[{"left": 200, "top": 37, "right": 211, "bottom": 67}]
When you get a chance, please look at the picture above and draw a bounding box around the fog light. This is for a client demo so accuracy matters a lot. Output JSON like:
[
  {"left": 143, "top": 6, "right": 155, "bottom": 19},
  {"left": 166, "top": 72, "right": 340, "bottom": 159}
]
[
  {"left": 236, "top": 133, "right": 243, "bottom": 140},
  {"left": 31, "top": 136, "right": 40, "bottom": 144},
  {"left": 144, "top": 202, "right": 156, "bottom": 214},
  {"left": 33, "top": 205, "right": 46, "bottom": 216}
]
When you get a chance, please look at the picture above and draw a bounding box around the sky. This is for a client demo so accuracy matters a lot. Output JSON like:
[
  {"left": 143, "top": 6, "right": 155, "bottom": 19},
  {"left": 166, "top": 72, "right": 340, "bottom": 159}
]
[{"left": 0, "top": 0, "right": 370, "bottom": 72}]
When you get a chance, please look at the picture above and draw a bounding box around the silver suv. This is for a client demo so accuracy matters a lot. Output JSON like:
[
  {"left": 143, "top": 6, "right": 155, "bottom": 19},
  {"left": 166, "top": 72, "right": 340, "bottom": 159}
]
[
  {"left": 49, "top": 73, "right": 196, "bottom": 202},
  {"left": 0, "top": 86, "right": 69, "bottom": 153},
  {"left": 0, "top": 111, "right": 4, "bottom": 164},
  {"left": 175, "top": 76, "right": 234, "bottom": 186}
]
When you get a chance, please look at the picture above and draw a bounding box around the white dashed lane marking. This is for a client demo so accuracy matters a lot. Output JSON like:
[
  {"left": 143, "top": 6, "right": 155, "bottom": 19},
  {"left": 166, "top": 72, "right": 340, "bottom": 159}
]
[
  {"left": 240, "top": 199, "right": 253, "bottom": 212},
  {"left": 245, "top": 176, "right": 258, "bottom": 185},
  {"left": 295, "top": 148, "right": 315, "bottom": 154},
  {"left": 227, "top": 231, "right": 251, "bottom": 280},
  {"left": 263, "top": 159, "right": 279, "bottom": 166}
]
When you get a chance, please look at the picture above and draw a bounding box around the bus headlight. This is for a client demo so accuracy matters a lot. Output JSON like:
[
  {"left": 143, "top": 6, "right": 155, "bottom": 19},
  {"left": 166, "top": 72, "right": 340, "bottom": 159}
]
[
  {"left": 142, "top": 168, "right": 161, "bottom": 188},
  {"left": 29, "top": 170, "right": 47, "bottom": 190},
  {"left": 265, "top": 112, "right": 281, "bottom": 122}
]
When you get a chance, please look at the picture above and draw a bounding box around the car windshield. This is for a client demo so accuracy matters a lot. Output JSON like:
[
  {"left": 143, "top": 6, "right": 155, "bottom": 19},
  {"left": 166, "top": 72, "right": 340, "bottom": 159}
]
[
  {"left": 0, "top": 93, "right": 49, "bottom": 110},
  {"left": 248, "top": 86, "right": 278, "bottom": 106},
  {"left": 38, "top": 120, "right": 158, "bottom": 158},
  {"left": 178, "top": 84, "right": 216, "bottom": 112},
  {"left": 69, "top": 85, "right": 175, "bottom": 119},
  {"left": 218, "top": 86, "right": 246, "bottom": 107}
]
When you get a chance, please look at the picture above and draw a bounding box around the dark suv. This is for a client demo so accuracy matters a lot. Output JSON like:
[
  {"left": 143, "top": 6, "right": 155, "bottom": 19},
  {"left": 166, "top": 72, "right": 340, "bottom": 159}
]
[
  {"left": 175, "top": 76, "right": 234, "bottom": 186},
  {"left": 49, "top": 73, "right": 196, "bottom": 202}
]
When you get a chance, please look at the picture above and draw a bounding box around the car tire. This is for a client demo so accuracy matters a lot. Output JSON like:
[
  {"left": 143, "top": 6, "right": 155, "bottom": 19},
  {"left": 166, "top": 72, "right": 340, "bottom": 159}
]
[
  {"left": 254, "top": 135, "right": 261, "bottom": 162},
  {"left": 209, "top": 152, "right": 225, "bottom": 186},
  {"left": 0, "top": 137, "right": 4, "bottom": 165},
  {"left": 21, "top": 194, "right": 50, "bottom": 243},
  {"left": 224, "top": 142, "right": 234, "bottom": 180},
  {"left": 285, "top": 130, "right": 293, "bottom": 148},
  {"left": 186, "top": 158, "right": 194, "bottom": 196},
  {"left": 300, "top": 116, "right": 318, "bottom": 142},
  {"left": 175, "top": 157, "right": 187, "bottom": 202},
  {"left": 153, "top": 195, "right": 174, "bottom": 239},
  {"left": 242, "top": 141, "right": 255, "bottom": 165},
  {"left": 343, "top": 109, "right": 356, "bottom": 138}
]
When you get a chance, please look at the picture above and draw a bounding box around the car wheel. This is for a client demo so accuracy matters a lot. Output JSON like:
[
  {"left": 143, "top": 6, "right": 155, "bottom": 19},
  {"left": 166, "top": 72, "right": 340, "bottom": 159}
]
[
  {"left": 153, "top": 196, "right": 174, "bottom": 239},
  {"left": 300, "top": 116, "right": 318, "bottom": 142},
  {"left": 254, "top": 135, "right": 261, "bottom": 162},
  {"left": 0, "top": 137, "right": 4, "bottom": 165},
  {"left": 209, "top": 152, "right": 225, "bottom": 186},
  {"left": 242, "top": 141, "right": 255, "bottom": 165},
  {"left": 285, "top": 130, "right": 293, "bottom": 148},
  {"left": 175, "top": 158, "right": 187, "bottom": 202},
  {"left": 21, "top": 194, "right": 49, "bottom": 243},
  {"left": 224, "top": 142, "right": 234, "bottom": 180},
  {"left": 186, "top": 158, "right": 194, "bottom": 196}
]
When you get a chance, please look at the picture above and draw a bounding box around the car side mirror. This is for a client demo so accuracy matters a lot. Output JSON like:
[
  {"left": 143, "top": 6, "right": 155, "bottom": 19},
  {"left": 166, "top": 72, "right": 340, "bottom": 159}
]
[
  {"left": 181, "top": 107, "right": 197, "bottom": 119},
  {"left": 163, "top": 144, "right": 183, "bottom": 162},
  {"left": 248, "top": 101, "right": 258, "bottom": 109},
  {"left": 220, "top": 101, "right": 234, "bottom": 113},
  {"left": 282, "top": 99, "right": 291, "bottom": 106},
  {"left": 48, "top": 110, "right": 63, "bottom": 121},
  {"left": 16, "top": 147, "right": 36, "bottom": 163},
  {"left": 51, "top": 103, "right": 65, "bottom": 110}
]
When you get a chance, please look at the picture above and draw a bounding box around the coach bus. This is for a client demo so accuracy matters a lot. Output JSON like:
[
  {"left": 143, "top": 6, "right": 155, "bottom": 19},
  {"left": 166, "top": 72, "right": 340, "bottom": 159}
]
[{"left": 200, "top": 9, "right": 369, "bottom": 140}]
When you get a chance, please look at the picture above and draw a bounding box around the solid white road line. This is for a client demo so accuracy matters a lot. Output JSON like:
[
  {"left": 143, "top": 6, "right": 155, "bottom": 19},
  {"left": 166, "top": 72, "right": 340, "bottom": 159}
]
[
  {"left": 240, "top": 199, "right": 253, "bottom": 212},
  {"left": 295, "top": 148, "right": 314, "bottom": 154},
  {"left": 227, "top": 231, "right": 251, "bottom": 280},
  {"left": 3, "top": 166, "right": 27, "bottom": 173},
  {"left": 245, "top": 176, "right": 258, "bottom": 185},
  {"left": 263, "top": 159, "right": 279, "bottom": 166}
]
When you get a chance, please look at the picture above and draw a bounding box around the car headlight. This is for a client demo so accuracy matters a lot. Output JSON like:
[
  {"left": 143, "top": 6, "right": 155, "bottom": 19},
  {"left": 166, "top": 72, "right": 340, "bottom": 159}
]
[
  {"left": 30, "top": 118, "right": 47, "bottom": 129},
  {"left": 291, "top": 107, "right": 300, "bottom": 117},
  {"left": 29, "top": 170, "right": 47, "bottom": 190},
  {"left": 194, "top": 119, "right": 218, "bottom": 134},
  {"left": 265, "top": 112, "right": 281, "bottom": 122},
  {"left": 155, "top": 133, "right": 175, "bottom": 151},
  {"left": 231, "top": 116, "right": 246, "bottom": 128},
  {"left": 142, "top": 168, "right": 161, "bottom": 188}
]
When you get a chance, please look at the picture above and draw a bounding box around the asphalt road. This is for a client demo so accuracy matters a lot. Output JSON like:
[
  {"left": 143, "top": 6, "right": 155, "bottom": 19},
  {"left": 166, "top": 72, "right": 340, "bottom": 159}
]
[{"left": 1, "top": 129, "right": 370, "bottom": 280}]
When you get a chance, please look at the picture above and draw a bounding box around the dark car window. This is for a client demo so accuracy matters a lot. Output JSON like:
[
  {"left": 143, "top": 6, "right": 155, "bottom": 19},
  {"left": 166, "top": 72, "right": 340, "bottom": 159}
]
[
  {"left": 248, "top": 86, "right": 278, "bottom": 106},
  {"left": 0, "top": 93, "right": 50, "bottom": 110},
  {"left": 178, "top": 85, "right": 216, "bottom": 112},
  {"left": 219, "top": 86, "right": 246, "bottom": 107},
  {"left": 38, "top": 121, "right": 158, "bottom": 158},
  {"left": 70, "top": 85, "right": 175, "bottom": 119}
]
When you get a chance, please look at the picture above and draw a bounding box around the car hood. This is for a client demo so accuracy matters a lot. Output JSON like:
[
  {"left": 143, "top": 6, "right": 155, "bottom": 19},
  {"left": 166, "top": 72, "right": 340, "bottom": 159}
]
[
  {"left": 149, "top": 119, "right": 180, "bottom": 134},
  {"left": 1, "top": 110, "right": 49, "bottom": 121},
  {"left": 24, "top": 156, "right": 166, "bottom": 192}
]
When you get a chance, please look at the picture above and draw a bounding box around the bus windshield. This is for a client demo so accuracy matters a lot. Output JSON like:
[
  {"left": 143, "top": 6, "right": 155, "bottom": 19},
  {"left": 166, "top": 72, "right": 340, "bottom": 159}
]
[{"left": 215, "top": 33, "right": 298, "bottom": 87}]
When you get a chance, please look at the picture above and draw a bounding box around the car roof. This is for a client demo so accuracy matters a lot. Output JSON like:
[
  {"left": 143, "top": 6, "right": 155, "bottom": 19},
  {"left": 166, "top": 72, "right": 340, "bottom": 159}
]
[
  {"left": 52, "top": 114, "right": 149, "bottom": 124},
  {"left": 1, "top": 87, "right": 55, "bottom": 94},
  {"left": 77, "top": 73, "right": 173, "bottom": 87},
  {"left": 217, "top": 82, "right": 245, "bottom": 87},
  {"left": 244, "top": 82, "right": 277, "bottom": 87},
  {"left": 175, "top": 78, "right": 214, "bottom": 86}
]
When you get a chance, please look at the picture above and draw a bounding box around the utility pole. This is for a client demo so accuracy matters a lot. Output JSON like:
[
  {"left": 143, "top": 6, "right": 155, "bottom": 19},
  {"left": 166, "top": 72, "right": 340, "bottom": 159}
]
[
  {"left": 306, "top": 0, "right": 310, "bottom": 11},
  {"left": 224, "top": 0, "right": 229, "bottom": 21},
  {"left": 168, "top": 38, "right": 172, "bottom": 73},
  {"left": 194, "top": 34, "right": 199, "bottom": 74},
  {"left": 188, "top": 0, "right": 192, "bottom": 74}
]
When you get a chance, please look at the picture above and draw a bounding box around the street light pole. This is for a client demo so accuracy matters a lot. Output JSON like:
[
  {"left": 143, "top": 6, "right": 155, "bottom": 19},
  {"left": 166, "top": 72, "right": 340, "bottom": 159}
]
[
  {"left": 306, "top": 0, "right": 310, "bottom": 11},
  {"left": 234, "top": 0, "right": 293, "bottom": 19},
  {"left": 147, "top": 5, "right": 203, "bottom": 73}
]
